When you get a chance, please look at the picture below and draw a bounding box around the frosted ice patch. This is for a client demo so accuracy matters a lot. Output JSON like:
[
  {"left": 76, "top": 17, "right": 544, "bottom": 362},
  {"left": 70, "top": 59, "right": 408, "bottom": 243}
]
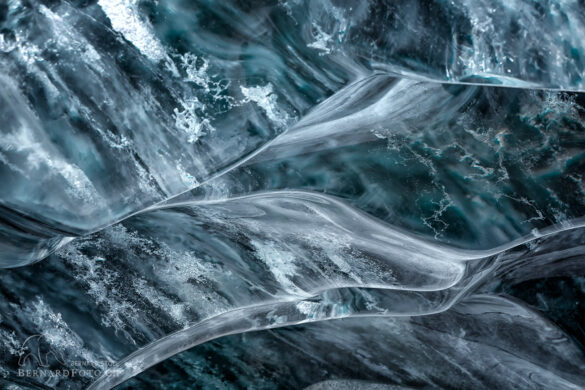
[
  {"left": 173, "top": 99, "right": 215, "bottom": 143},
  {"left": 296, "top": 301, "right": 320, "bottom": 317},
  {"left": 0, "top": 125, "right": 102, "bottom": 207},
  {"left": 306, "top": 1, "right": 349, "bottom": 55},
  {"left": 0, "top": 329, "right": 20, "bottom": 356},
  {"left": 98, "top": 0, "right": 166, "bottom": 61},
  {"left": 307, "top": 22, "right": 334, "bottom": 54},
  {"left": 241, "top": 83, "right": 290, "bottom": 127},
  {"left": 176, "top": 163, "right": 199, "bottom": 188},
  {"left": 252, "top": 240, "right": 309, "bottom": 296},
  {"left": 180, "top": 53, "right": 211, "bottom": 89},
  {"left": 132, "top": 279, "right": 187, "bottom": 326},
  {"left": 57, "top": 242, "right": 140, "bottom": 338},
  {"left": 0, "top": 32, "right": 16, "bottom": 53},
  {"left": 21, "top": 298, "right": 99, "bottom": 365}
]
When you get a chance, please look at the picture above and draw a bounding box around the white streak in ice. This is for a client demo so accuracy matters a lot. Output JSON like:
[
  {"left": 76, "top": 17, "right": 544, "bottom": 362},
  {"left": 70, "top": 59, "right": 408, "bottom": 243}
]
[{"left": 98, "top": 0, "right": 165, "bottom": 61}]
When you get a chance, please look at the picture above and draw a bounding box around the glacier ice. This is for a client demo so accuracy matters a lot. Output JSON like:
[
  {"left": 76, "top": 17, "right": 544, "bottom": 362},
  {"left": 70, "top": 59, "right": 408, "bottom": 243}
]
[{"left": 0, "top": 0, "right": 585, "bottom": 389}]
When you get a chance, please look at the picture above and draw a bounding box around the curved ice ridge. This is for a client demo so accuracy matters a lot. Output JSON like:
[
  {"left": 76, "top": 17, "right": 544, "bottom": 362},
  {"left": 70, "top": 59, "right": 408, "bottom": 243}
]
[
  {"left": 0, "top": 185, "right": 582, "bottom": 388},
  {"left": 166, "top": 73, "right": 585, "bottom": 252},
  {"left": 3, "top": 61, "right": 585, "bottom": 266},
  {"left": 0, "top": 73, "right": 412, "bottom": 267},
  {"left": 119, "top": 293, "right": 585, "bottom": 389},
  {"left": 87, "top": 190, "right": 585, "bottom": 389},
  {"left": 3, "top": 0, "right": 585, "bottom": 267}
]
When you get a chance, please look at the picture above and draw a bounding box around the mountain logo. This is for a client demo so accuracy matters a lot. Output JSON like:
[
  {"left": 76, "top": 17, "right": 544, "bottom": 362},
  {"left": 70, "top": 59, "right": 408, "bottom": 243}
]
[{"left": 17, "top": 334, "right": 66, "bottom": 367}]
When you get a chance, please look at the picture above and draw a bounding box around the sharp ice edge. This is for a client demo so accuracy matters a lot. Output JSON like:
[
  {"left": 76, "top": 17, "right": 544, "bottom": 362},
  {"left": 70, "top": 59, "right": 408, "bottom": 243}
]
[
  {"left": 371, "top": 66, "right": 579, "bottom": 92},
  {"left": 12, "top": 69, "right": 579, "bottom": 266}
]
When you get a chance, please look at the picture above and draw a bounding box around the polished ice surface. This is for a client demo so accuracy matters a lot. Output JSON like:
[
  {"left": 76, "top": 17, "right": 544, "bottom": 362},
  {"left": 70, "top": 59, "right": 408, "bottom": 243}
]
[{"left": 0, "top": 1, "right": 584, "bottom": 389}]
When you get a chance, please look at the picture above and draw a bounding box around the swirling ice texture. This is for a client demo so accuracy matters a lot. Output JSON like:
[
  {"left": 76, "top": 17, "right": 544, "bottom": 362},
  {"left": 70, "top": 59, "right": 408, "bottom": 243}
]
[
  {"left": 0, "top": 1, "right": 584, "bottom": 389},
  {"left": 85, "top": 213, "right": 585, "bottom": 390}
]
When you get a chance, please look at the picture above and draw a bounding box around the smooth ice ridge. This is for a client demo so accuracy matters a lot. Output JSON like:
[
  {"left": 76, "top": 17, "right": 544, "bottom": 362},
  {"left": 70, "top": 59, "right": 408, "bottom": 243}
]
[
  {"left": 118, "top": 293, "right": 585, "bottom": 390},
  {"left": 83, "top": 190, "right": 585, "bottom": 389}
]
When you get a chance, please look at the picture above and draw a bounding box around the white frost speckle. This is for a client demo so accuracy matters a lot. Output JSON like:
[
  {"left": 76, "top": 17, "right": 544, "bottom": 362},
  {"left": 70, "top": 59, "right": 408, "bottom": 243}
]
[
  {"left": 173, "top": 99, "right": 215, "bottom": 143},
  {"left": 180, "top": 53, "right": 211, "bottom": 89}
]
